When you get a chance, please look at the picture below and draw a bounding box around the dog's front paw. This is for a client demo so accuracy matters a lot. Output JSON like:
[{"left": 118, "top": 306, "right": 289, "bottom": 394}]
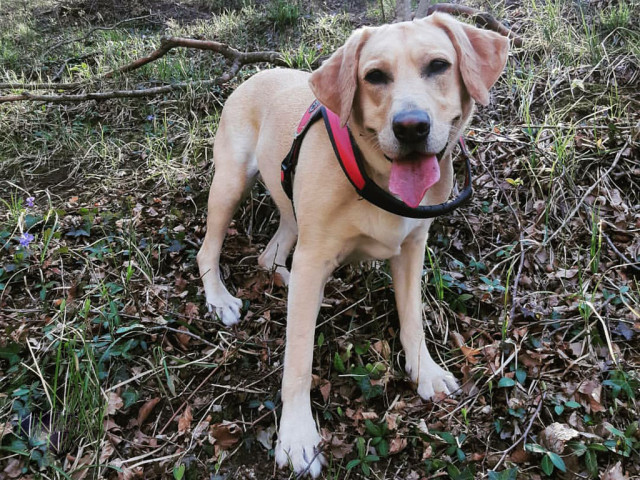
[
  {"left": 275, "top": 421, "right": 325, "bottom": 477},
  {"left": 205, "top": 293, "right": 242, "bottom": 326},
  {"left": 407, "top": 360, "right": 459, "bottom": 401}
]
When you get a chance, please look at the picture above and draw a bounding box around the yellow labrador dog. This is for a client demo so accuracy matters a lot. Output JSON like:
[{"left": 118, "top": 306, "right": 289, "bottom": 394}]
[{"left": 197, "top": 13, "right": 508, "bottom": 477}]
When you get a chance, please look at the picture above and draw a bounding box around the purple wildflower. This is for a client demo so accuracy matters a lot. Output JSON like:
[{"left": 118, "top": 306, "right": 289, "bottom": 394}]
[
  {"left": 146, "top": 114, "right": 155, "bottom": 121},
  {"left": 19, "top": 232, "right": 34, "bottom": 247},
  {"left": 26, "top": 196, "right": 35, "bottom": 207}
]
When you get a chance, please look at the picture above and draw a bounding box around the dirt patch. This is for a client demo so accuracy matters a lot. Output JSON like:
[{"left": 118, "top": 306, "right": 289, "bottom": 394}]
[{"left": 35, "top": 0, "right": 214, "bottom": 29}]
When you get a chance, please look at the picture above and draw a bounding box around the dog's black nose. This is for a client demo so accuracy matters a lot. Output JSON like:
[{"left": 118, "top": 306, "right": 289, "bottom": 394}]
[{"left": 392, "top": 110, "right": 431, "bottom": 143}]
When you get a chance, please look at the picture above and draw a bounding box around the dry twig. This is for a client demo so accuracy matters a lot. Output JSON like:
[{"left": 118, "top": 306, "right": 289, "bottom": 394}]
[
  {"left": 106, "top": 36, "right": 286, "bottom": 78},
  {"left": 421, "top": 2, "right": 523, "bottom": 47}
]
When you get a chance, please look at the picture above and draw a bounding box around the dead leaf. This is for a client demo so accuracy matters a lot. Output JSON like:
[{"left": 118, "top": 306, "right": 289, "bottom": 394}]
[
  {"left": 554, "top": 268, "right": 579, "bottom": 279},
  {"left": 360, "top": 411, "right": 379, "bottom": 420},
  {"left": 384, "top": 413, "right": 399, "bottom": 431},
  {"left": 3, "top": 458, "right": 23, "bottom": 478},
  {"left": 319, "top": 379, "right": 331, "bottom": 403},
  {"left": 372, "top": 339, "right": 391, "bottom": 360},
  {"left": 602, "top": 461, "right": 629, "bottom": 480},
  {"left": 256, "top": 424, "right": 277, "bottom": 450},
  {"left": 137, "top": 397, "right": 160, "bottom": 427},
  {"left": 389, "top": 436, "right": 407, "bottom": 455},
  {"left": 461, "top": 345, "right": 482, "bottom": 364},
  {"left": 209, "top": 421, "right": 241, "bottom": 449},
  {"left": 99, "top": 440, "right": 115, "bottom": 463},
  {"left": 116, "top": 466, "right": 144, "bottom": 480},
  {"left": 0, "top": 421, "right": 14, "bottom": 441},
  {"left": 107, "top": 392, "right": 124, "bottom": 415},
  {"left": 510, "top": 447, "right": 530, "bottom": 463},
  {"left": 183, "top": 302, "right": 199, "bottom": 320},
  {"left": 450, "top": 331, "right": 465, "bottom": 349},
  {"left": 69, "top": 453, "right": 93, "bottom": 480},
  {"left": 193, "top": 417, "right": 211, "bottom": 440},
  {"left": 460, "top": 364, "right": 479, "bottom": 396},
  {"left": 578, "top": 380, "right": 605, "bottom": 413},
  {"left": 177, "top": 405, "right": 193, "bottom": 434},
  {"left": 321, "top": 428, "right": 353, "bottom": 459},
  {"left": 539, "top": 422, "right": 579, "bottom": 453}
]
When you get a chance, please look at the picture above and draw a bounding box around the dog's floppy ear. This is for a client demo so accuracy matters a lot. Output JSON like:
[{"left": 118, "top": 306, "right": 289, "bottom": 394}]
[
  {"left": 309, "top": 28, "right": 370, "bottom": 127},
  {"left": 432, "top": 13, "right": 509, "bottom": 106}
]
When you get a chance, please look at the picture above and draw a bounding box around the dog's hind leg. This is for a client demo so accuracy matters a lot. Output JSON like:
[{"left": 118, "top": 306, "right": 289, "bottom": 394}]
[
  {"left": 258, "top": 214, "right": 297, "bottom": 285},
  {"left": 197, "top": 122, "right": 258, "bottom": 326}
]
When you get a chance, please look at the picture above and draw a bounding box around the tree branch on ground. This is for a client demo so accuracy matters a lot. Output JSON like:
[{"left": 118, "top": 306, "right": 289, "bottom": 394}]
[
  {"left": 418, "top": 2, "right": 523, "bottom": 47},
  {"left": 0, "top": 78, "right": 224, "bottom": 104},
  {"left": 106, "top": 36, "right": 286, "bottom": 79}
]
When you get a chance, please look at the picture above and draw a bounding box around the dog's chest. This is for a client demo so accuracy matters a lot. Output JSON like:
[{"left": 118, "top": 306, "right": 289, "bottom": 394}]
[{"left": 346, "top": 215, "right": 430, "bottom": 262}]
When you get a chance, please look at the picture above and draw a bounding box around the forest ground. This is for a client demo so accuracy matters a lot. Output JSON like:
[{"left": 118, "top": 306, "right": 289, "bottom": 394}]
[{"left": 0, "top": 0, "right": 639, "bottom": 478}]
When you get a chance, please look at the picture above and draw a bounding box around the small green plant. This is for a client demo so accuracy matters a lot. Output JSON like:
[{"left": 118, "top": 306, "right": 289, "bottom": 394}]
[
  {"left": 281, "top": 44, "right": 322, "bottom": 71},
  {"left": 568, "top": 421, "right": 639, "bottom": 477},
  {"left": 346, "top": 436, "right": 380, "bottom": 477},
  {"left": 488, "top": 467, "right": 519, "bottom": 480},
  {"left": 603, "top": 369, "right": 638, "bottom": 401},
  {"left": 334, "top": 342, "right": 386, "bottom": 400},
  {"left": 525, "top": 443, "right": 567, "bottom": 476},
  {"left": 599, "top": 1, "right": 632, "bottom": 33},
  {"left": 267, "top": 0, "right": 300, "bottom": 30},
  {"left": 364, "top": 419, "right": 390, "bottom": 457}
]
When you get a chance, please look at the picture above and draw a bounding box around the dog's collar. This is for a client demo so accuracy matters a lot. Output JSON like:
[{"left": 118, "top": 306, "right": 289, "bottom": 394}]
[{"left": 281, "top": 100, "right": 473, "bottom": 219}]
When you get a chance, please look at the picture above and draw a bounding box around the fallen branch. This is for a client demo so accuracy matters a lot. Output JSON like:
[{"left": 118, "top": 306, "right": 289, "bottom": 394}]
[
  {"left": 420, "top": 2, "right": 523, "bottom": 48},
  {"left": 0, "top": 79, "right": 220, "bottom": 104},
  {"left": 106, "top": 36, "right": 286, "bottom": 78},
  {"left": 0, "top": 82, "right": 82, "bottom": 91}
]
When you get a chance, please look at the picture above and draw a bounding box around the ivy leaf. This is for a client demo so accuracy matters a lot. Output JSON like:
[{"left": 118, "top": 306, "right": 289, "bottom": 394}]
[
  {"left": 541, "top": 454, "right": 554, "bottom": 475},
  {"left": 525, "top": 443, "right": 547, "bottom": 453},
  {"left": 547, "top": 452, "right": 566, "bottom": 472},
  {"left": 173, "top": 463, "right": 185, "bottom": 480},
  {"left": 498, "top": 377, "right": 516, "bottom": 388},
  {"left": 346, "top": 459, "right": 361, "bottom": 471},
  {"left": 585, "top": 449, "right": 598, "bottom": 477}
]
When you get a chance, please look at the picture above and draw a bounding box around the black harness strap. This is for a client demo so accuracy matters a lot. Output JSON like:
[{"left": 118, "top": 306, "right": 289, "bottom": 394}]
[
  {"left": 281, "top": 100, "right": 324, "bottom": 201},
  {"left": 281, "top": 101, "right": 474, "bottom": 219}
]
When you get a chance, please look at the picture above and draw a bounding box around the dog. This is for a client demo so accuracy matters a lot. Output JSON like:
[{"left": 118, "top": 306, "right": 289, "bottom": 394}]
[{"left": 197, "top": 12, "right": 508, "bottom": 477}]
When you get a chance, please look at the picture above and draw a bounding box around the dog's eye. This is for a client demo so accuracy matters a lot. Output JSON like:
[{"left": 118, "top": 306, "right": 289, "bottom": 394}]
[
  {"left": 424, "top": 59, "right": 451, "bottom": 76},
  {"left": 364, "top": 69, "right": 390, "bottom": 85}
]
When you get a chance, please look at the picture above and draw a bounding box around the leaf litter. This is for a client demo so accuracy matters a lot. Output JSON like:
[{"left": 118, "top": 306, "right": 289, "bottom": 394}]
[{"left": 0, "top": 0, "right": 639, "bottom": 478}]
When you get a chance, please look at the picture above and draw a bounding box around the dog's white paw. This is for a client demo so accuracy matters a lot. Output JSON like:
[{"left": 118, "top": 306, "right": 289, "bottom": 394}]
[
  {"left": 407, "top": 359, "right": 459, "bottom": 401},
  {"left": 205, "top": 292, "right": 242, "bottom": 326},
  {"left": 275, "top": 419, "right": 324, "bottom": 477}
]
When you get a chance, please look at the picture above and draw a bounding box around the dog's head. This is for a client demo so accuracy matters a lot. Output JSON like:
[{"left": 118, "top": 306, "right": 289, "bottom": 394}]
[{"left": 309, "top": 13, "right": 509, "bottom": 207}]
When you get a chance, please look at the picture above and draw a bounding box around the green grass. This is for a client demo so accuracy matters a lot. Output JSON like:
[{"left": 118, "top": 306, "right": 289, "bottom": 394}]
[{"left": 1, "top": 0, "right": 639, "bottom": 478}]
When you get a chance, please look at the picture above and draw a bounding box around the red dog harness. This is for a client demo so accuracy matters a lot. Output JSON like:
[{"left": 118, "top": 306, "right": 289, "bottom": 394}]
[{"left": 281, "top": 100, "right": 473, "bottom": 218}]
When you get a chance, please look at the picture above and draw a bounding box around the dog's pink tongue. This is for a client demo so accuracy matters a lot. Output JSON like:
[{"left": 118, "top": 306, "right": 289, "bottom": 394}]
[{"left": 389, "top": 153, "right": 440, "bottom": 208}]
